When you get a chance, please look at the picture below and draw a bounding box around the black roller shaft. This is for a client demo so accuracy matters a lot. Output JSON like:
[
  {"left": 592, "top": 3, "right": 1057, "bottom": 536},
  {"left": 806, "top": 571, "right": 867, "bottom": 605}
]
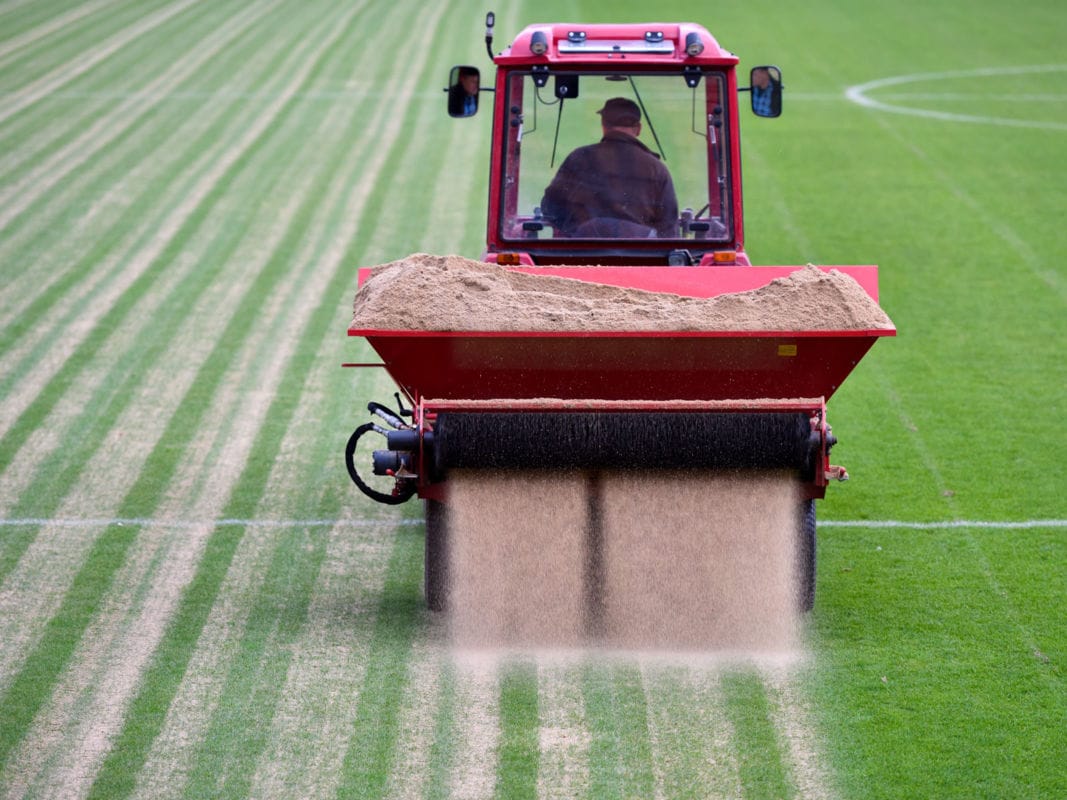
[{"left": 433, "top": 412, "right": 816, "bottom": 476}]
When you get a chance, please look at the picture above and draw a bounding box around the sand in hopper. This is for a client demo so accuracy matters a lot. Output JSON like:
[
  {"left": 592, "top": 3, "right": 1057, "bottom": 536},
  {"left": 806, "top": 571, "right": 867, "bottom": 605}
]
[
  {"left": 352, "top": 253, "right": 894, "bottom": 332},
  {"left": 447, "top": 469, "right": 801, "bottom": 654}
]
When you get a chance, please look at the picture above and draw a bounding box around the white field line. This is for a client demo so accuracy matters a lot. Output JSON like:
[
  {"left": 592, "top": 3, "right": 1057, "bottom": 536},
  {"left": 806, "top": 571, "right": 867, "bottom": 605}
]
[
  {"left": 0, "top": 0, "right": 121, "bottom": 67},
  {"left": 867, "top": 366, "right": 1064, "bottom": 697},
  {"left": 0, "top": 88, "right": 450, "bottom": 101},
  {"left": 874, "top": 92, "right": 1067, "bottom": 102},
  {"left": 0, "top": 0, "right": 284, "bottom": 231},
  {"left": 0, "top": 7, "right": 340, "bottom": 446},
  {"left": 819, "top": 519, "right": 1067, "bottom": 529},
  {"left": 844, "top": 65, "right": 1067, "bottom": 132},
  {"left": 0, "top": 0, "right": 203, "bottom": 125},
  {"left": 1, "top": 517, "right": 1061, "bottom": 530}
]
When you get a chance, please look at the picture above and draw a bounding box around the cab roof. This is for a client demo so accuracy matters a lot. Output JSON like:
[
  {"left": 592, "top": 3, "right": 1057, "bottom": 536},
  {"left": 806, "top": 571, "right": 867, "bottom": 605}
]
[{"left": 497, "top": 23, "right": 738, "bottom": 67}]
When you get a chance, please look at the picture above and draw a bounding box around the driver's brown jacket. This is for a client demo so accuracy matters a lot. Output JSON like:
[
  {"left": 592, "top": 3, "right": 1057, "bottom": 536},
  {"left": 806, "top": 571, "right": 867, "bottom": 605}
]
[{"left": 541, "top": 130, "right": 679, "bottom": 238}]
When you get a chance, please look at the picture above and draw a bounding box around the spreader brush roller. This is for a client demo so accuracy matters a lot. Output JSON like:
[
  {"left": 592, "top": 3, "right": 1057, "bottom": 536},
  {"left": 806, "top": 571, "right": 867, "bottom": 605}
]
[{"left": 433, "top": 411, "right": 817, "bottom": 475}]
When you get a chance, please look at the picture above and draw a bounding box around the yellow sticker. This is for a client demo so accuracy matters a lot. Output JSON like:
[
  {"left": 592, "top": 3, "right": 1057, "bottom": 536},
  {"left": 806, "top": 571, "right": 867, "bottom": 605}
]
[{"left": 777, "top": 344, "right": 798, "bottom": 357}]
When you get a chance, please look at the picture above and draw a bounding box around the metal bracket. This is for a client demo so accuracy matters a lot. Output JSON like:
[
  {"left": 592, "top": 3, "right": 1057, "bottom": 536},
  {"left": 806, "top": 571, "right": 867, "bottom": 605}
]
[{"left": 531, "top": 64, "right": 549, "bottom": 87}]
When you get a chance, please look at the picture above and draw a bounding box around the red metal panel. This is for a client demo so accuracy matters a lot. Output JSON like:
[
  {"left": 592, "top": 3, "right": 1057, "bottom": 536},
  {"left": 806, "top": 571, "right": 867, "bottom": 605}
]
[
  {"left": 349, "top": 264, "right": 893, "bottom": 404},
  {"left": 352, "top": 330, "right": 888, "bottom": 403}
]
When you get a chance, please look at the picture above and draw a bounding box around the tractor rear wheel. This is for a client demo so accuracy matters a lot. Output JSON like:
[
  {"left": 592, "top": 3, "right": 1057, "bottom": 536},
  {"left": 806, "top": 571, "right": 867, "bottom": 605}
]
[
  {"left": 424, "top": 499, "right": 449, "bottom": 611},
  {"left": 797, "top": 498, "right": 816, "bottom": 612}
]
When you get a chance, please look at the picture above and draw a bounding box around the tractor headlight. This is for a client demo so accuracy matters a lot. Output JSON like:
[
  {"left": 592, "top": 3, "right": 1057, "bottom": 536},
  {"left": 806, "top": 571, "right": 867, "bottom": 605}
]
[
  {"left": 685, "top": 32, "right": 704, "bottom": 57},
  {"left": 530, "top": 31, "right": 548, "bottom": 56}
]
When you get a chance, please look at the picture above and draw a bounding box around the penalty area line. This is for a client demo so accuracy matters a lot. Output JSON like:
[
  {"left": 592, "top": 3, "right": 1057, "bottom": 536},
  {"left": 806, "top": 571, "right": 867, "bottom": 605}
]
[
  {"left": 0, "top": 517, "right": 424, "bottom": 529},
  {"left": 820, "top": 519, "right": 1067, "bottom": 530},
  {"left": 0, "top": 518, "right": 1063, "bottom": 530}
]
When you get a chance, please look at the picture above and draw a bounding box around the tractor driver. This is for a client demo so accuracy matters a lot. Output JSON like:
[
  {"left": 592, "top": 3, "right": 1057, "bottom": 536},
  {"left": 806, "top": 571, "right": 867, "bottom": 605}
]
[{"left": 540, "top": 97, "right": 679, "bottom": 238}]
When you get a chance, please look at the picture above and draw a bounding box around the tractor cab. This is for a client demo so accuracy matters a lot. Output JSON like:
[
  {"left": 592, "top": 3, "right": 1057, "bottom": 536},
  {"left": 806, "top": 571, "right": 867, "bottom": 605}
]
[{"left": 451, "top": 20, "right": 782, "bottom": 267}]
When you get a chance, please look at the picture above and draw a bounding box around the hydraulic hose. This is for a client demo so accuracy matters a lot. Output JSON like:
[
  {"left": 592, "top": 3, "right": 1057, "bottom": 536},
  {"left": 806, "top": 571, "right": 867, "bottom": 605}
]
[{"left": 345, "top": 423, "right": 416, "bottom": 505}]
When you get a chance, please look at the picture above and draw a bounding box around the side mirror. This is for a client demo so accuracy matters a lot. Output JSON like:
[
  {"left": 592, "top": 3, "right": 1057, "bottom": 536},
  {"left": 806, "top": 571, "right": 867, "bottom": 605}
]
[
  {"left": 447, "top": 65, "right": 481, "bottom": 118},
  {"left": 749, "top": 65, "right": 782, "bottom": 118}
]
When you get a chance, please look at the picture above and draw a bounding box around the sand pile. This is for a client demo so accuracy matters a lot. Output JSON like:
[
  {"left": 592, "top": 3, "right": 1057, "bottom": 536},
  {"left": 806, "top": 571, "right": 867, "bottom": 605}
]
[{"left": 352, "top": 253, "right": 893, "bottom": 332}]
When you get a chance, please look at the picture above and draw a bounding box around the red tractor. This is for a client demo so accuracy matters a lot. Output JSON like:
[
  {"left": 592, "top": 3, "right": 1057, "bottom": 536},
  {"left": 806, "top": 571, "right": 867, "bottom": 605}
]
[{"left": 345, "top": 17, "right": 894, "bottom": 614}]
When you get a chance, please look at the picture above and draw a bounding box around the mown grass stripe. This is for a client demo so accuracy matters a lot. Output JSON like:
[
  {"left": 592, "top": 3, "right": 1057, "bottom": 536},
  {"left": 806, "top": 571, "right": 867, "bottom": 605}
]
[
  {"left": 0, "top": 155, "right": 284, "bottom": 582},
  {"left": 84, "top": 524, "right": 247, "bottom": 800},
  {"left": 582, "top": 663, "right": 656, "bottom": 800},
  {"left": 0, "top": 0, "right": 268, "bottom": 229},
  {"left": 178, "top": 523, "right": 329, "bottom": 799},
  {"left": 0, "top": 519, "right": 138, "bottom": 769},
  {"left": 720, "top": 669, "right": 797, "bottom": 800},
  {"left": 494, "top": 661, "right": 540, "bottom": 800},
  {"left": 324, "top": 2, "right": 458, "bottom": 792},
  {"left": 423, "top": 662, "right": 458, "bottom": 800},
  {"left": 85, "top": 1, "right": 426, "bottom": 789},
  {"left": 0, "top": 4, "right": 362, "bottom": 776},
  {"left": 0, "top": 0, "right": 162, "bottom": 84},
  {"left": 140, "top": 28, "right": 399, "bottom": 790},
  {"left": 0, "top": 0, "right": 121, "bottom": 69},
  {"left": 0, "top": 5, "right": 340, "bottom": 582},
  {"left": 333, "top": 523, "right": 424, "bottom": 800},
  {"left": 0, "top": 0, "right": 296, "bottom": 314},
  {"left": 0, "top": 0, "right": 87, "bottom": 46},
  {"left": 642, "top": 665, "right": 740, "bottom": 799},
  {"left": 0, "top": 0, "right": 200, "bottom": 126}
]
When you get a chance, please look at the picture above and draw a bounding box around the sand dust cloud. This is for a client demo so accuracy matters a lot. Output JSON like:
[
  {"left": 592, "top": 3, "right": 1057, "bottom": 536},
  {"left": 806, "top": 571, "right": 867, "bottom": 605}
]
[{"left": 446, "top": 469, "right": 802, "bottom": 655}]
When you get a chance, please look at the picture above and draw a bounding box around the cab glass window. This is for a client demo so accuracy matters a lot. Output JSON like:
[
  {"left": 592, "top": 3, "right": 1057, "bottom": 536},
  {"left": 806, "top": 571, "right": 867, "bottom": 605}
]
[{"left": 500, "top": 71, "right": 731, "bottom": 243}]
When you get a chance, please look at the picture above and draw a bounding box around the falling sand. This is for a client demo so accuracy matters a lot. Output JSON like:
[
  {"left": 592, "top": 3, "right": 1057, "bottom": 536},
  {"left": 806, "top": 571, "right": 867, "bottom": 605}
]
[{"left": 447, "top": 469, "right": 801, "bottom": 655}]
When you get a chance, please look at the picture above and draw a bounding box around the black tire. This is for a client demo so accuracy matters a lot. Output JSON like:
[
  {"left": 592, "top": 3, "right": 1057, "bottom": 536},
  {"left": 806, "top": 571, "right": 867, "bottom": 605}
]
[
  {"left": 797, "top": 498, "right": 817, "bottom": 612},
  {"left": 424, "top": 499, "right": 449, "bottom": 612}
]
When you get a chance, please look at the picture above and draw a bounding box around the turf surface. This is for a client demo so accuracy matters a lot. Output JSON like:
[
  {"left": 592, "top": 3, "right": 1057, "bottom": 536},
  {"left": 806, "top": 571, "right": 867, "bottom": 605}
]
[{"left": 0, "top": 0, "right": 1064, "bottom": 798}]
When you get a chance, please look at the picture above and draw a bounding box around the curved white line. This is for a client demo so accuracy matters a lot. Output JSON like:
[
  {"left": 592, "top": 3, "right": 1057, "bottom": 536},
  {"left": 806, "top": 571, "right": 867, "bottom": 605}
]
[{"left": 844, "top": 64, "right": 1067, "bottom": 130}]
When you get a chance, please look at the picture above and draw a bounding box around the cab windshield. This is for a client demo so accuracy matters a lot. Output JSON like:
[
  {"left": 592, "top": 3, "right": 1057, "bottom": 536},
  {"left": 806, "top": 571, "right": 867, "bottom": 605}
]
[{"left": 500, "top": 70, "right": 731, "bottom": 244}]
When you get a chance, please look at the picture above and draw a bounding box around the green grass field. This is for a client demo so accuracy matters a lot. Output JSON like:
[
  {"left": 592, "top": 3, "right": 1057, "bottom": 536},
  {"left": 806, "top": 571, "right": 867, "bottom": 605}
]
[{"left": 1, "top": 1, "right": 1064, "bottom": 798}]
